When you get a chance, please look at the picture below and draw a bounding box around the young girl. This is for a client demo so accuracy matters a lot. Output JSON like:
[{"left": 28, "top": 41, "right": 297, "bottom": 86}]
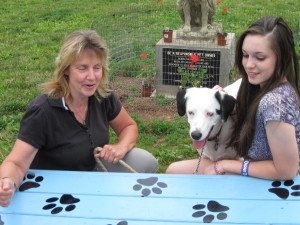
[{"left": 167, "top": 16, "right": 300, "bottom": 180}]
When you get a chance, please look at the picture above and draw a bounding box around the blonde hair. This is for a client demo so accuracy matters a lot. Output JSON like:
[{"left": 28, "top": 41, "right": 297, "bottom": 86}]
[{"left": 40, "top": 30, "right": 110, "bottom": 103}]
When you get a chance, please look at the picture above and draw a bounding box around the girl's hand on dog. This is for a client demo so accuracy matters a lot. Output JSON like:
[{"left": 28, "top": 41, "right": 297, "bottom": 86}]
[
  {"left": 197, "top": 158, "right": 218, "bottom": 175},
  {"left": 94, "top": 144, "right": 128, "bottom": 164},
  {"left": 213, "top": 85, "right": 227, "bottom": 93}
]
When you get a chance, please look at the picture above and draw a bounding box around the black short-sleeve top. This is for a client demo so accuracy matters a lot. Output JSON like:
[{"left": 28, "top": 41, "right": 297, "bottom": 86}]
[{"left": 17, "top": 92, "right": 122, "bottom": 171}]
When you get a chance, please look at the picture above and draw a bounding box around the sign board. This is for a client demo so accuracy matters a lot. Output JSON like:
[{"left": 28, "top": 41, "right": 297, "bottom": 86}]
[{"left": 162, "top": 48, "right": 221, "bottom": 88}]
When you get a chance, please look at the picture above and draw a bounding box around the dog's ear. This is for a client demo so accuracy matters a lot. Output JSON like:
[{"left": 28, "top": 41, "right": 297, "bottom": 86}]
[
  {"left": 176, "top": 89, "right": 187, "bottom": 116},
  {"left": 215, "top": 91, "right": 236, "bottom": 122}
]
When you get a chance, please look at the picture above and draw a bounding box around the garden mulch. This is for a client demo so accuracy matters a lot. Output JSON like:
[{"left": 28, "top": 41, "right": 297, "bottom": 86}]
[{"left": 111, "top": 76, "right": 178, "bottom": 122}]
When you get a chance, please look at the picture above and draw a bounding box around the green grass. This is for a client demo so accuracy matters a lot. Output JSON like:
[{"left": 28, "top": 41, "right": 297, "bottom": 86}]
[
  {"left": 0, "top": 0, "right": 299, "bottom": 173},
  {"left": 155, "top": 94, "right": 175, "bottom": 105}
]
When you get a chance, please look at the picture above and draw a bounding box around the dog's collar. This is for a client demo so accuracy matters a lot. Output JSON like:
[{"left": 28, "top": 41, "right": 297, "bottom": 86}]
[
  {"left": 207, "top": 124, "right": 223, "bottom": 151},
  {"left": 207, "top": 124, "right": 223, "bottom": 141}
]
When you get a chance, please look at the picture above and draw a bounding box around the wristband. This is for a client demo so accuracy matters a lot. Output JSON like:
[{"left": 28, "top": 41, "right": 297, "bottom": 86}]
[
  {"left": 214, "top": 161, "right": 225, "bottom": 175},
  {"left": 241, "top": 161, "right": 250, "bottom": 176}
]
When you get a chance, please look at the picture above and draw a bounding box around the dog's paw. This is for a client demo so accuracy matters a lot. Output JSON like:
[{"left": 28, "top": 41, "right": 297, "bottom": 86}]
[
  {"left": 43, "top": 194, "right": 80, "bottom": 214},
  {"left": 182, "top": 25, "right": 191, "bottom": 32},
  {"left": 133, "top": 177, "right": 167, "bottom": 196},
  {"left": 269, "top": 180, "right": 300, "bottom": 199},
  {"left": 192, "top": 200, "right": 229, "bottom": 223},
  {"left": 19, "top": 172, "right": 44, "bottom": 192},
  {"left": 200, "top": 27, "right": 208, "bottom": 34}
]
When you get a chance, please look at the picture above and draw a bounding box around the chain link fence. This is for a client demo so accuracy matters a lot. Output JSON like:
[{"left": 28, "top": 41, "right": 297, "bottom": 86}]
[{"left": 91, "top": 0, "right": 299, "bottom": 96}]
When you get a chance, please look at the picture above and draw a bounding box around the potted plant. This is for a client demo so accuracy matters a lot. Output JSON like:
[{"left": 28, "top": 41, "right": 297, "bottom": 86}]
[
  {"left": 174, "top": 54, "right": 208, "bottom": 90},
  {"left": 138, "top": 53, "right": 157, "bottom": 97},
  {"left": 163, "top": 27, "right": 173, "bottom": 43},
  {"left": 217, "top": 32, "right": 228, "bottom": 46},
  {"left": 138, "top": 65, "right": 156, "bottom": 97},
  {"left": 176, "top": 67, "right": 208, "bottom": 90}
]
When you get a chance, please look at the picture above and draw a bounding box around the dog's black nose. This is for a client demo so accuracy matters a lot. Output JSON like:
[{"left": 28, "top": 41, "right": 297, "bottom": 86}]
[{"left": 191, "top": 131, "right": 202, "bottom": 140}]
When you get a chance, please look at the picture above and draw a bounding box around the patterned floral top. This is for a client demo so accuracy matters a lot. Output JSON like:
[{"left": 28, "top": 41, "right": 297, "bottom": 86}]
[{"left": 247, "top": 82, "right": 300, "bottom": 161}]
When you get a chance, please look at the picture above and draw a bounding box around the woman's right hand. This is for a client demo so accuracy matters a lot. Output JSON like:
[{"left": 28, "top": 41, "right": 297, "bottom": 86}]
[
  {"left": 0, "top": 139, "right": 38, "bottom": 207},
  {"left": 0, "top": 177, "right": 16, "bottom": 207}
]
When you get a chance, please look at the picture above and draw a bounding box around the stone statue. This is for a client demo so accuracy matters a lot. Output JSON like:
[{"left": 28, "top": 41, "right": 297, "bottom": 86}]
[{"left": 176, "top": 0, "right": 221, "bottom": 40}]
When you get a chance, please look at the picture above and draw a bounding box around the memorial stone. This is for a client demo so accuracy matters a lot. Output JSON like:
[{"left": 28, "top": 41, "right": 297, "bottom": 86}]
[{"left": 155, "top": 31, "right": 235, "bottom": 97}]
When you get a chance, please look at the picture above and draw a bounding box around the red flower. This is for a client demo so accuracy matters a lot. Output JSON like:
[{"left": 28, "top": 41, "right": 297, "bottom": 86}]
[
  {"left": 189, "top": 64, "right": 195, "bottom": 68},
  {"left": 223, "top": 8, "right": 228, "bottom": 13},
  {"left": 216, "top": 0, "right": 221, "bottom": 3},
  {"left": 140, "top": 53, "right": 149, "bottom": 59},
  {"left": 157, "top": 0, "right": 163, "bottom": 1},
  {"left": 190, "top": 54, "right": 200, "bottom": 63}
]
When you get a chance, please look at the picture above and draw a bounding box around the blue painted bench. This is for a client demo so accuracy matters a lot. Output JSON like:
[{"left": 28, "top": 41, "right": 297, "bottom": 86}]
[{"left": 0, "top": 169, "right": 299, "bottom": 224}]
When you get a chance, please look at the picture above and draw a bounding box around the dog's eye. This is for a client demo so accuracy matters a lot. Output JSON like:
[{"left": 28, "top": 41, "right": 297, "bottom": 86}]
[
  {"left": 188, "top": 111, "right": 194, "bottom": 116},
  {"left": 207, "top": 112, "right": 214, "bottom": 117}
]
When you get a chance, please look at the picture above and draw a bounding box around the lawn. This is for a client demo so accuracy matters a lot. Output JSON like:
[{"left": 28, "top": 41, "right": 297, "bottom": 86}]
[{"left": 0, "top": 0, "right": 299, "bottom": 172}]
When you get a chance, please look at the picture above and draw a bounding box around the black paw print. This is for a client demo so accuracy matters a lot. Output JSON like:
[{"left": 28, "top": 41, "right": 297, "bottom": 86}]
[
  {"left": 43, "top": 194, "right": 80, "bottom": 214},
  {"left": 0, "top": 215, "right": 4, "bottom": 225},
  {"left": 133, "top": 177, "right": 167, "bottom": 196},
  {"left": 269, "top": 180, "right": 300, "bottom": 199},
  {"left": 192, "top": 200, "right": 229, "bottom": 223},
  {"left": 107, "top": 221, "right": 128, "bottom": 225},
  {"left": 19, "top": 172, "right": 44, "bottom": 192}
]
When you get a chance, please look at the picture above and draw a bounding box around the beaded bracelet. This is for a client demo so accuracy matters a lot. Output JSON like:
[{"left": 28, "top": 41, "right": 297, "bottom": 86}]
[
  {"left": 214, "top": 161, "right": 225, "bottom": 175},
  {"left": 241, "top": 161, "right": 250, "bottom": 176}
]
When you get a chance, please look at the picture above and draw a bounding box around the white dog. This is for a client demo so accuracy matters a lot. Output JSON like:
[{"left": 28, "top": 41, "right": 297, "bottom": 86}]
[
  {"left": 176, "top": 79, "right": 241, "bottom": 161},
  {"left": 177, "top": 0, "right": 216, "bottom": 33}
]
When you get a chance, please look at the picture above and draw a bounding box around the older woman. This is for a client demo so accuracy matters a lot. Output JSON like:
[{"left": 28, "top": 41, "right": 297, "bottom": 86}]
[{"left": 0, "top": 30, "right": 158, "bottom": 207}]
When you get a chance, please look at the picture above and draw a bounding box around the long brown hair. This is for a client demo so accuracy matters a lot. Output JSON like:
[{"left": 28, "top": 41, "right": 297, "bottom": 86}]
[
  {"left": 230, "top": 16, "right": 300, "bottom": 157},
  {"left": 40, "top": 30, "right": 110, "bottom": 103}
]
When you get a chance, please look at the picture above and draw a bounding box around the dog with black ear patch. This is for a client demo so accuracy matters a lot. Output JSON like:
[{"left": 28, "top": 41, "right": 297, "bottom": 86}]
[{"left": 177, "top": 86, "right": 239, "bottom": 161}]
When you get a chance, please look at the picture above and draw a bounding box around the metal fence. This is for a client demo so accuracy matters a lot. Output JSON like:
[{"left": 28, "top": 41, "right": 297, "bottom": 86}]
[{"left": 91, "top": 1, "right": 299, "bottom": 97}]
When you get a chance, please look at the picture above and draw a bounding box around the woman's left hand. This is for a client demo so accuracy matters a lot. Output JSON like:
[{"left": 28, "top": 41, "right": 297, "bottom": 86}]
[
  {"left": 95, "top": 144, "right": 128, "bottom": 164},
  {"left": 197, "top": 158, "right": 218, "bottom": 175}
]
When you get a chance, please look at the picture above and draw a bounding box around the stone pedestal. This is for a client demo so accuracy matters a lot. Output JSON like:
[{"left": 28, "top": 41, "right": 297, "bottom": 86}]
[{"left": 155, "top": 31, "right": 235, "bottom": 97}]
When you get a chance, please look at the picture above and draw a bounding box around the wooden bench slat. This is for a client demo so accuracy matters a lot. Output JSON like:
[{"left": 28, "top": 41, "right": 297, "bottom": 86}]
[
  {"left": 1, "top": 192, "right": 299, "bottom": 224},
  {"left": 17, "top": 170, "right": 288, "bottom": 200},
  {"left": 1, "top": 214, "right": 262, "bottom": 225}
]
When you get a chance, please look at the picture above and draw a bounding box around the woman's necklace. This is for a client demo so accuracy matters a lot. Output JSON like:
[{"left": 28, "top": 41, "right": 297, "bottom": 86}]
[{"left": 70, "top": 104, "right": 88, "bottom": 125}]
